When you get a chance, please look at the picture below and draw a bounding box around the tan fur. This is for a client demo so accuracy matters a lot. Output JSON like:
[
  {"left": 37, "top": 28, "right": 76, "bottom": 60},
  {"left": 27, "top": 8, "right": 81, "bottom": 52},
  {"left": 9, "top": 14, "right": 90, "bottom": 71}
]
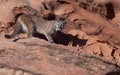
[{"left": 5, "top": 14, "right": 65, "bottom": 42}]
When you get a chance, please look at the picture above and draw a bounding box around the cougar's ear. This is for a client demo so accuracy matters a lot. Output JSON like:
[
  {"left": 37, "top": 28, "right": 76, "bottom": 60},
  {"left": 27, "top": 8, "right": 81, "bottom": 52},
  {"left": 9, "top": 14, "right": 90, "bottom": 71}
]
[
  {"left": 63, "top": 19, "right": 66, "bottom": 24},
  {"left": 64, "top": 14, "right": 69, "bottom": 18},
  {"left": 55, "top": 15, "right": 60, "bottom": 21},
  {"left": 55, "top": 14, "right": 68, "bottom": 23},
  {"left": 61, "top": 17, "right": 67, "bottom": 24},
  {"left": 61, "top": 14, "right": 68, "bottom": 23}
]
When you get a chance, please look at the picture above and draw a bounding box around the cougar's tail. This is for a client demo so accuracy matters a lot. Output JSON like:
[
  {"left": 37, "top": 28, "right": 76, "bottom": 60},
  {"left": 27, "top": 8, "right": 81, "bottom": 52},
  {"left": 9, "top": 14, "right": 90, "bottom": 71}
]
[{"left": 4, "top": 34, "right": 12, "bottom": 39}]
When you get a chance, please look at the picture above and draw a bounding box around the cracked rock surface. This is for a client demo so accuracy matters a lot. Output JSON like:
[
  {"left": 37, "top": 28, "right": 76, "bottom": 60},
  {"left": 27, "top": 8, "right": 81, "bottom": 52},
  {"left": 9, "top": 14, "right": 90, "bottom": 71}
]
[{"left": 0, "top": 38, "right": 119, "bottom": 75}]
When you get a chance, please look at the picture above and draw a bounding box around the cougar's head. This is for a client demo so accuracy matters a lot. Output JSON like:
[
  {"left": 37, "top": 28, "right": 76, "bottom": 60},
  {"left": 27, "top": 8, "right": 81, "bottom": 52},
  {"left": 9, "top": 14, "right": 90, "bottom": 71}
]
[{"left": 56, "top": 19, "right": 66, "bottom": 31}]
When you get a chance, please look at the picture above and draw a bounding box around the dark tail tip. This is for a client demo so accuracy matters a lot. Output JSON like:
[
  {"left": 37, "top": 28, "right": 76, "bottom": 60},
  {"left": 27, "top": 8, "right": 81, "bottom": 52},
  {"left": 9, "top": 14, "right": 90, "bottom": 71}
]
[{"left": 4, "top": 35, "right": 11, "bottom": 39}]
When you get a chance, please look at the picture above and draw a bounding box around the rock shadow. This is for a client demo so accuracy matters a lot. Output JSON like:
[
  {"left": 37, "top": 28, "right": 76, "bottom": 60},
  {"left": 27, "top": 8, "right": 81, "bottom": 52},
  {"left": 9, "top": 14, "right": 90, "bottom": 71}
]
[
  {"left": 34, "top": 31, "right": 88, "bottom": 46},
  {"left": 105, "top": 2, "right": 115, "bottom": 20},
  {"left": 106, "top": 71, "right": 120, "bottom": 75}
]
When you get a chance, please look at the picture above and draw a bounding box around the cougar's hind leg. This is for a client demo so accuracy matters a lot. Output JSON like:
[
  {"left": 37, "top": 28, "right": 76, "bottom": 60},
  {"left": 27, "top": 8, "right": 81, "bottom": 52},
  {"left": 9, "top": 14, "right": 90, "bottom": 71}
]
[
  {"left": 11, "top": 22, "right": 22, "bottom": 42},
  {"left": 4, "top": 23, "right": 21, "bottom": 39},
  {"left": 12, "top": 35, "right": 20, "bottom": 42}
]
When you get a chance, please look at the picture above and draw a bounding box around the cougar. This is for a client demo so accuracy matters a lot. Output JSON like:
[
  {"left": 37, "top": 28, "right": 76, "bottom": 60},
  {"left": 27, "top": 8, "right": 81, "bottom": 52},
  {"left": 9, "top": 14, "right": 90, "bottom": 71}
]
[{"left": 5, "top": 14, "right": 66, "bottom": 43}]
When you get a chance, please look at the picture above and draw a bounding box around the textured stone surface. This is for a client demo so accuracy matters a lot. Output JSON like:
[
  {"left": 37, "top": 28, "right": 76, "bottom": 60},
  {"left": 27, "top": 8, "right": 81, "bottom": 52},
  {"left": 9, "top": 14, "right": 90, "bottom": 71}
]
[
  {"left": 0, "top": 38, "right": 119, "bottom": 75},
  {"left": 0, "top": 0, "right": 120, "bottom": 75}
]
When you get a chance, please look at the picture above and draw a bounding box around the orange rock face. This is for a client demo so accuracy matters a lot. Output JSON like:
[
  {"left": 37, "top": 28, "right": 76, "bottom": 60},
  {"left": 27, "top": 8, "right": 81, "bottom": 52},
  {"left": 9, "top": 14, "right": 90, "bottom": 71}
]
[{"left": 0, "top": 0, "right": 120, "bottom": 75}]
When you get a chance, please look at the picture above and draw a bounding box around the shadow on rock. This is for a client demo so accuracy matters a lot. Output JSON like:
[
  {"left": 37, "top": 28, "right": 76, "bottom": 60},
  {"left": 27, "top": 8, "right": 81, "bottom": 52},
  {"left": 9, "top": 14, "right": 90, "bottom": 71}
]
[
  {"left": 106, "top": 71, "right": 120, "bottom": 75},
  {"left": 106, "top": 67, "right": 120, "bottom": 75},
  {"left": 34, "top": 31, "right": 88, "bottom": 46}
]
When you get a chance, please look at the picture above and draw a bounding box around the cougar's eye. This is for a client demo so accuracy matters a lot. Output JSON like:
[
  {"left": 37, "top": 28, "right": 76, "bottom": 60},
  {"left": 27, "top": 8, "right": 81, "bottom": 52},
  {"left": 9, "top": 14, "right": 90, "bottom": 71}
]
[{"left": 60, "top": 24, "right": 63, "bottom": 28}]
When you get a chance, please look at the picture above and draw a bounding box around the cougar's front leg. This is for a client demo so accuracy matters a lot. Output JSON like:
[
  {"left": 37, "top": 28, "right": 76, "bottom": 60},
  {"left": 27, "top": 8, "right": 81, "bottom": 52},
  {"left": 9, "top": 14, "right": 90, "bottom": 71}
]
[
  {"left": 27, "top": 22, "right": 36, "bottom": 38},
  {"left": 44, "top": 33, "right": 54, "bottom": 43}
]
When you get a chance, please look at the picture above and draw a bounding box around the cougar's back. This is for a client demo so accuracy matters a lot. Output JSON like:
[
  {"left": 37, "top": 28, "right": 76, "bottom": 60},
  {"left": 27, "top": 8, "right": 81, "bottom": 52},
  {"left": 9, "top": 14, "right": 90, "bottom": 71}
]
[{"left": 30, "top": 15, "right": 57, "bottom": 34}]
